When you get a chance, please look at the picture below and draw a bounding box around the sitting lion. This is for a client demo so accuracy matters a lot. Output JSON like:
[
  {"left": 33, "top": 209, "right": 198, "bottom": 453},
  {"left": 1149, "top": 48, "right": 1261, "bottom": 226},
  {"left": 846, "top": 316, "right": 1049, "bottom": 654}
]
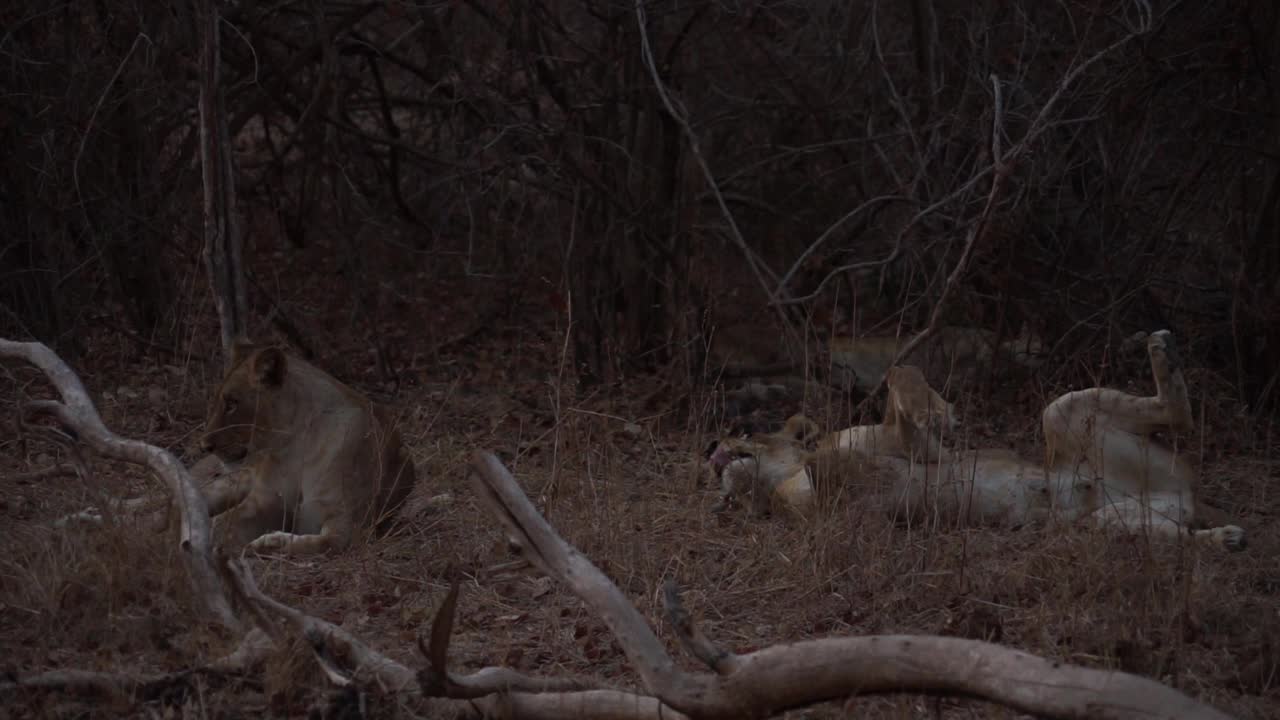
[
  {"left": 196, "top": 341, "right": 418, "bottom": 555},
  {"left": 707, "top": 330, "right": 1245, "bottom": 551}
]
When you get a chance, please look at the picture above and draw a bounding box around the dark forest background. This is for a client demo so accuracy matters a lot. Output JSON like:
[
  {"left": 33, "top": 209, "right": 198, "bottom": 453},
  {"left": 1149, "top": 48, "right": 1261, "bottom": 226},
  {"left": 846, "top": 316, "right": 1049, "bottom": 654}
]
[{"left": 3, "top": 0, "right": 1279, "bottom": 412}]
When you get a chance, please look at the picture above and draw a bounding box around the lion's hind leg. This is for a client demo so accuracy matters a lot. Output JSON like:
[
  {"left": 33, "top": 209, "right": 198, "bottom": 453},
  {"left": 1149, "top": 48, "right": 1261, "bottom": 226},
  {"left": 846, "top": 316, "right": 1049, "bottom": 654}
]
[
  {"left": 1145, "top": 330, "right": 1194, "bottom": 433},
  {"left": 1042, "top": 330, "right": 1194, "bottom": 456}
]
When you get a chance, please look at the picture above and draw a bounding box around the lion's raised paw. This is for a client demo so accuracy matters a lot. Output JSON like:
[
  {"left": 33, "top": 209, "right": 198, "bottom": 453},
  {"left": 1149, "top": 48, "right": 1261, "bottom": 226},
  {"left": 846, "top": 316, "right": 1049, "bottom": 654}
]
[{"left": 1218, "top": 525, "right": 1247, "bottom": 553}]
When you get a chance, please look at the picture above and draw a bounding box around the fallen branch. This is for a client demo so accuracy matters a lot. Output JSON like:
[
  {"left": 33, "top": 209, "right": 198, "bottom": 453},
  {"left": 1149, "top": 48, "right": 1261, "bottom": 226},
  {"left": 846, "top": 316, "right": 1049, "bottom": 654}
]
[
  {"left": 222, "top": 554, "right": 688, "bottom": 720},
  {"left": 0, "top": 338, "right": 238, "bottom": 631},
  {"left": 417, "top": 576, "right": 601, "bottom": 700},
  {"left": 468, "top": 450, "right": 1235, "bottom": 720},
  {"left": 662, "top": 580, "right": 735, "bottom": 675},
  {"left": 221, "top": 555, "right": 420, "bottom": 694},
  {"left": 469, "top": 451, "right": 695, "bottom": 700}
]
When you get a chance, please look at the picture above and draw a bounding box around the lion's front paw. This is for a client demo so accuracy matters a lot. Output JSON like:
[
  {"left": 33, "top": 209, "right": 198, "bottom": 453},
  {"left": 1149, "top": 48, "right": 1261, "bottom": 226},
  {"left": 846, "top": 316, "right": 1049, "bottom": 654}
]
[
  {"left": 1218, "top": 525, "right": 1247, "bottom": 552},
  {"left": 247, "top": 531, "right": 292, "bottom": 553},
  {"left": 1147, "top": 329, "right": 1184, "bottom": 370}
]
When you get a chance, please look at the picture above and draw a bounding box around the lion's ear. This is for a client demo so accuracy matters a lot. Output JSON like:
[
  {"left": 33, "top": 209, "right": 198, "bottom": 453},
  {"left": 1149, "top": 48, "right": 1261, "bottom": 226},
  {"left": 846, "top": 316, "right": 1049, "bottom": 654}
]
[
  {"left": 250, "top": 347, "right": 287, "bottom": 388},
  {"left": 230, "top": 337, "right": 259, "bottom": 366},
  {"left": 784, "top": 414, "right": 820, "bottom": 444}
]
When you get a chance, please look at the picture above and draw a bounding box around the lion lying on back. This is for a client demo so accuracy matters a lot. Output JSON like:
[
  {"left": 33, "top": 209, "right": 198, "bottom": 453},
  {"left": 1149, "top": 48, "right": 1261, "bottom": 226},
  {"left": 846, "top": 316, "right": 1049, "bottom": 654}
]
[
  {"left": 707, "top": 330, "right": 1245, "bottom": 551},
  {"left": 196, "top": 341, "right": 418, "bottom": 555}
]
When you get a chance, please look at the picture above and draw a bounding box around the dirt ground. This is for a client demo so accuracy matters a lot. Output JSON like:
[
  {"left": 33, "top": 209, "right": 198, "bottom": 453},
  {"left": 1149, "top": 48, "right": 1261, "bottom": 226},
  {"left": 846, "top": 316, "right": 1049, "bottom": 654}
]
[{"left": 2, "top": 258, "right": 1278, "bottom": 719}]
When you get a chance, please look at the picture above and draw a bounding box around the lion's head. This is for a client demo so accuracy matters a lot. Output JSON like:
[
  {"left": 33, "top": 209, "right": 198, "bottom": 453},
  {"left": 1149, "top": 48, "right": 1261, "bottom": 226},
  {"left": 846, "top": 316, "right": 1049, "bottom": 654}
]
[
  {"left": 707, "top": 415, "right": 821, "bottom": 512},
  {"left": 199, "top": 342, "right": 292, "bottom": 461},
  {"left": 885, "top": 365, "right": 957, "bottom": 459}
]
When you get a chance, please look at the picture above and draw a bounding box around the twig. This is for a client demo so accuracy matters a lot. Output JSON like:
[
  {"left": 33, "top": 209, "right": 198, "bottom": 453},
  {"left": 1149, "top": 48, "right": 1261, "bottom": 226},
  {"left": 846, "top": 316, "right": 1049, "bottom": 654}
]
[
  {"left": 846, "top": 75, "right": 1007, "bottom": 416},
  {"left": 224, "top": 555, "right": 660, "bottom": 718},
  {"left": 774, "top": 166, "right": 996, "bottom": 306},
  {"left": 72, "top": 33, "right": 150, "bottom": 216},
  {"left": 223, "top": 555, "right": 420, "bottom": 693},
  {"left": 662, "top": 580, "right": 736, "bottom": 675},
  {"left": 771, "top": 194, "right": 909, "bottom": 301}
]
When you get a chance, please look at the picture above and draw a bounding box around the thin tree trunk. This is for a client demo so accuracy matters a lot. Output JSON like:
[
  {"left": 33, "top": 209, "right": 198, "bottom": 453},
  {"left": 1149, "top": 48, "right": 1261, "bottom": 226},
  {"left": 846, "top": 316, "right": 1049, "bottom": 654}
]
[{"left": 196, "top": 0, "right": 249, "bottom": 364}]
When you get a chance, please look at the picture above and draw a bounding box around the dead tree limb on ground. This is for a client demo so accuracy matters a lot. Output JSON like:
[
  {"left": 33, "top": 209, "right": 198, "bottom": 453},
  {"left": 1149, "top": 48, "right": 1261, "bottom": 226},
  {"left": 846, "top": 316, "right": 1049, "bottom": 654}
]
[
  {"left": 222, "top": 555, "right": 683, "bottom": 720},
  {"left": 0, "top": 339, "right": 1237, "bottom": 719},
  {"left": 466, "top": 450, "right": 1234, "bottom": 720},
  {"left": 0, "top": 338, "right": 238, "bottom": 631}
]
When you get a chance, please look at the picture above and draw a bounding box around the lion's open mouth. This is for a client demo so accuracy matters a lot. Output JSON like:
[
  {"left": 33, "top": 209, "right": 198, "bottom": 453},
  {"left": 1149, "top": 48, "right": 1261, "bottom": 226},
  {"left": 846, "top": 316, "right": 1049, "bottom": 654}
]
[{"left": 708, "top": 445, "right": 753, "bottom": 474}]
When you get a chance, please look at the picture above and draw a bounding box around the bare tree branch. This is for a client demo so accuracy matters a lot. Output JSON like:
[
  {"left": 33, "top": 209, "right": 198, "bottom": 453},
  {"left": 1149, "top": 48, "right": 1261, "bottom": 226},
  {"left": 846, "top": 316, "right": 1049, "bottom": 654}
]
[
  {"left": 841, "top": 7, "right": 1151, "bottom": 412},
  {"left": 222, "top": 555, "right": 420, "bottom": 693},
  {"left": 777, "top": 2, "right": 1149, "bottom": 314},
  {"left": 0, "top": 338, "right": 238, "bottom": 631},
  {"left": 469, "top": 450, "right": 693, "bottom": 698},
  {"left": 416, "top": 576, "right": 598, "bottom": 699},
  {"left": 223, "top": 554, "right": 689, "bottom": 719},
  {"left": 633, "top": 0, "right": 800, "bottom": 343},
  {"left": 467, "top": 450, "right": 1235, "bottom": 720},
  {"left": 662, "top": 580, "right": 736, "bottom": 675}
]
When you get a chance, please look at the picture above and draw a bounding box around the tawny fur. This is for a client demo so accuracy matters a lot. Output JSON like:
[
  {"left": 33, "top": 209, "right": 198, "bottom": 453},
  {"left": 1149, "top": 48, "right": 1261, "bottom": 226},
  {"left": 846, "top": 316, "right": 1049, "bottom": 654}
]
[
  {"left": 828, "top": 325, "right": 1044, "bottom": 392},
  {"left": 198, "top": 341, "right": 418, "bottom": 555},
  {"left": 708, "top": 331, "right": 1245, "bottom": 552}
]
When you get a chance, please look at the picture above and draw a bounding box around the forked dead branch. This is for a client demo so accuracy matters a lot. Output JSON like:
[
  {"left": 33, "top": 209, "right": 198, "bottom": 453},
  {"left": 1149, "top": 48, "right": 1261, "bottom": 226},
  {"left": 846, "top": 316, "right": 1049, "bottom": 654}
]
[
  {"left": 0, "top": 338, "right": 1238, "bottom": 719},
  {"left": 464, "top": 451, "right": 1233, "bottom": 720},
  {"left": 0, "top": 338, "right": 237, "bottom": 632}
]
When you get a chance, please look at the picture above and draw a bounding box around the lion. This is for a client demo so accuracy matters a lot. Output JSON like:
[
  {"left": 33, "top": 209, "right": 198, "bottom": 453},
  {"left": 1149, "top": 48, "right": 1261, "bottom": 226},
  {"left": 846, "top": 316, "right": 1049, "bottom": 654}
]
[
  {"left": 707, "top": 415, "right": 824, "bottom": 516},
  {"left": 828, "top": 324, "right": 1044, "bottom": 392},
  {"left": 706, "top": 363, "right": 960, "bottom": 516},
  {"left": 704, "top": 322, "right": 1042, "bottom": 419},
  {"left": 196, "top": 341, "right": 418, "bottom": 555},
  {"left": 707, "top": 330, "right": 1246, "bottom": 551}
]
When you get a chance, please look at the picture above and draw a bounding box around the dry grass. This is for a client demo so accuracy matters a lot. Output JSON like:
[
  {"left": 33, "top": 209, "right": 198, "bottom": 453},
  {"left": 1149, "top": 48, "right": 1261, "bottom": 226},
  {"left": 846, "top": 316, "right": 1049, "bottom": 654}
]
[{"left": 1, "top": 311, "right": 1278, "bottom": 719}]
